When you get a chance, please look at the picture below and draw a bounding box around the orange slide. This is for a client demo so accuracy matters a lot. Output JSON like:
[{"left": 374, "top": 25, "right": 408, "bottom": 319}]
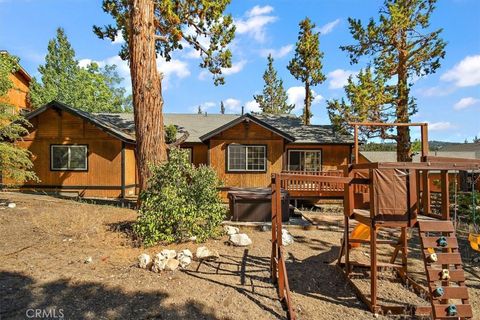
[{"left": 350, "top": 223, "right": 370, "bottom": 248}]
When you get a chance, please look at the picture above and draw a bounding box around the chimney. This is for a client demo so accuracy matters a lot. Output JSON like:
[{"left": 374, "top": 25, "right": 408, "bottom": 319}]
[{"left": 241, "top": 106, "right": 244, "bottom": 115}]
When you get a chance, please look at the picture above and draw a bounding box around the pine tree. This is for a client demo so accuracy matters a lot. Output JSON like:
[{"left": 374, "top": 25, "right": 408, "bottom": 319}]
[
  {"left": 254, "top": 54, "right": 294, "bottom": 115},
  {"left": 29, "top": 28, "right": 131, "bottom": 112},
  {"left": 329, "top": 0, "right": 446, "bottom": 161},
  {"left": 0, "top": 53, "right": 38, "bottom": 184},
  {"left": 287, "top": 18, "right": 325, "bottom": 125},
  {"left": 94, "top": 0, "right": 235, "bottom": 191},
  {"left": 220, "top": 101, "right": 225, "bottom": 114},
  {"left": 197, "top": 105, "right": 202, "bottom": 114}
]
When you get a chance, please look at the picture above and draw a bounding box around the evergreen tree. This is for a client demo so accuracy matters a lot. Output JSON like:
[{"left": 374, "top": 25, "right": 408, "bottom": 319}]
[
  {"left": 220, "top": 101, "right": 225, "bottom": 114},
  {"left": 0, "top": 53, "right": 38, "bottom": 184},
  {"left": 328, "top": 0, "right": 446, "bottom": 161},
  {"left": 197, "top": 105, "right": 202, "bottom": 114},
  {"left": 94, "top": 0, "right": 235, "bottom": 192},
  {"left": 287, "top": 18, "right": 325, "bottom": 125},
  {"left": 29, "top": 28, "right": 131, "bottom": 112},
  {"left": 254, "top": 54, "right": 294, "bottom": 114}
]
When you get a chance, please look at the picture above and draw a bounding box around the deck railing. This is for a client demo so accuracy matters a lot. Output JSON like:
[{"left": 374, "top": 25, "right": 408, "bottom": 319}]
[{"left": 280, "top": 170, "right": 346, "bottom": 194}]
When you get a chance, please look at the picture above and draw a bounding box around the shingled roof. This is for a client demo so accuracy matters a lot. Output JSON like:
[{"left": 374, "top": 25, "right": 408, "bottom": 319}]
[{"left": 27, "top": 101, "right": 354, "bottom": 144}]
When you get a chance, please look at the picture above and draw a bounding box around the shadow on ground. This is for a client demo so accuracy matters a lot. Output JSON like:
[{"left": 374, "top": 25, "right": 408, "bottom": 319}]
[{"left": 0, "top": 271, "right": 220, "bottom": 320}]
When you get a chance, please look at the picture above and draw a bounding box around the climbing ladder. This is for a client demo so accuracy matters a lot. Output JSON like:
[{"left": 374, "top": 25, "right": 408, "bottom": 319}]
[{"left": 418, "top": 221, "right": 473, "bottom": 319}]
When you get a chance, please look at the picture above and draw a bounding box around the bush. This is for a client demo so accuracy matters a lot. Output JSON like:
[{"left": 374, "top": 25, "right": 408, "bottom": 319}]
[{"left": 133, "top": 148, "right": 226, "bottom": 246}]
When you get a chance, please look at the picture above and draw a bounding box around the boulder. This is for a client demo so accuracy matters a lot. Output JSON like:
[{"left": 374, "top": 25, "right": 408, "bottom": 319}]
[
  {"left": 196, "top": 246, "right": 219, "bottom": 260},
  {"left": 160, "top": 249, "right": 177, "bottom": 259},
  {"left": 164, "top": 258, "right": 180, "bottom": 271},
  {"left": 138, "top": 253, "right": 152, "bottom": 269},
  {"left": 152, "top": 253, "right": 167, "bottom": 272},
  {"left": 7, "top": 203, "right": 16, "bottom": 209},
  {"left": 224, "top": 226, "right": 240, "bottom": 235},
  {"left": 229, "top": 233, "right": 252, "bottom": 247},
  {"left": 282, "top": 229, "right": 294, "bottom": 246},
  {"left": 177, "top": 249, "right": 193, "bottom": 268},
  {"left": 84, "top": 256, "right": 93, "bottom": 264}
]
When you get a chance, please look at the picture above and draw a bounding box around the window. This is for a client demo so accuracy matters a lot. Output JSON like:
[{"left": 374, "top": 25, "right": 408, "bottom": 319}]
[
  {"left": 288, "top": 150, "right": 322, "bottom": 172},
  {"left": 51, "top": 145, "right": 88, "bottom": 171},
  {"left": 227, "top": 145, "right": 266, "bottom": 171}
]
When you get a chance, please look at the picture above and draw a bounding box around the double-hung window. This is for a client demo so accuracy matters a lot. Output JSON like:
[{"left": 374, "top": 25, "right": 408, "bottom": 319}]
[
  {"left": 51, "top": 145, "right": 88, "bottom": 171},
  {"left": 288, "top": 149, "right": 322, "bottom": 172},
  {"left": 227, "top": 144, "right": 266, "bottom": 172}
]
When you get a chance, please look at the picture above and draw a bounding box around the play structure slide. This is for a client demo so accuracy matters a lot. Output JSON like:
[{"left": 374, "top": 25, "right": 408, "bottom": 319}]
[{"left": 350, "top": 223, "right": 370, "bottom": 248}]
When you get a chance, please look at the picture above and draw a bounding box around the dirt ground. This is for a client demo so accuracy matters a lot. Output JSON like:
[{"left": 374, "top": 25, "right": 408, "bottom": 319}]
[{"left": 1, "top": 192, "right": 479, "bottom": 320}]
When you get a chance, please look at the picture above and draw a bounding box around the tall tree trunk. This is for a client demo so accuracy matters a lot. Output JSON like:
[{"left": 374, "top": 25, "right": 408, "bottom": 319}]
[
  {"left": 396, "top": 35, "right": 411, "bottom": 162},
  {"left": 304, "top": 82, "right": 311, "bottom": 125},
  {"left": 129, "top": 0, "right": 167, "bottom": 193}
]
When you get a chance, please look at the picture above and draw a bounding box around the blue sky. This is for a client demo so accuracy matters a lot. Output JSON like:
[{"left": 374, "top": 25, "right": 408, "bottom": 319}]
[{"left": 1, "top": 0, "right": 479, "bottom": 142}]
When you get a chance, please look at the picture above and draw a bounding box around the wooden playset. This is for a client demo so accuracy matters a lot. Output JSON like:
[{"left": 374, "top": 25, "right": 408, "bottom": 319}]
[{"left": 270, "top": 122, "right": 480, "bottom": 320}]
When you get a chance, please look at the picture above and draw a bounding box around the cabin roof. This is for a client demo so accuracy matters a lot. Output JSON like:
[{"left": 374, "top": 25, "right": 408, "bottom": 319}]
[{"left": 27, "top": 101, "right": 354, "bottom": 144}]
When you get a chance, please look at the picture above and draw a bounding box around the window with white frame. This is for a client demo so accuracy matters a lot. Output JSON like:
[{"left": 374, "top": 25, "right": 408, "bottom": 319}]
[
  {"left": 288, "top": 149, "right": 322, "bottom": 172},
  {"left": 51, "top": 145, "right": 88, "bottom": 171},
  {"left": 227, "top": 144, "right": 266, "bottom": 171}
]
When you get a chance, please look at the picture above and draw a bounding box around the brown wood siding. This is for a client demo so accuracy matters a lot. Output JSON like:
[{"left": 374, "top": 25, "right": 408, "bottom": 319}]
[
  {"left": 124, "top": 144, "right": 137, "bottom": 197},
  {"left": 0, "top": 71, "right": 30, "bottom": 113},
  {"left": 182, "top": 142, "right": 208, "bottom": 167},
  {"left": 285, "top": 144, "right": 351, "bottom": 171},
  {"left": 209, "top": 121, "right": 284, "bottom": 191},
  {"left": 13, "top": 108, "right": 133, "bottom": 198}
]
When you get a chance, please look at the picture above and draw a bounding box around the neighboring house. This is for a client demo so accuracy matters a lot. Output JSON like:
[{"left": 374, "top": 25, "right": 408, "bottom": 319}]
[
  {"left": 10, "top": 101, "right": 354, "bottom": 199},
  {"left": 359, "top": 151, "right": 480, "bottom": 192},
  {"left": 0, "top": 50, "right": 31, "bottom": 113}
]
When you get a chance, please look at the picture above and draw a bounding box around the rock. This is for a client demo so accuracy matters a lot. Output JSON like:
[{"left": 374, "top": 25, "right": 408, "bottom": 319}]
[
  {"left": 224, "top": 226, "right": 239, "bottom": 235},
  {"left": 177, "top": 249, "right": 193, "bottom": 268},
  {"left": 473, "top": 257, "right": 480, "bottom": 263},
  {"left": 196, "top": 246, "right": 219, "bottom": 260},
  {"left": 84, "top": 256, "right": 93, "bottom": 264},
  {"left": 164, "top": 258, "right": 180, "bottom": 271},
  {"left": 7, "top": 203, "right": 16, "bottom": 209},
  {"left": 138, "top": 253, "right": 152, "bottom": 269},
  {"left": 152, "top": 253, "right": 167, "bottom": 272},
  {"left": 160, "top": 249, "right": 177, "bottom": 259},
  {"left": 282, "top": 229, "right": 294, "bottom": 246},
  {"left": 229, "top": 233, "right": 252, "bottom": 247}
]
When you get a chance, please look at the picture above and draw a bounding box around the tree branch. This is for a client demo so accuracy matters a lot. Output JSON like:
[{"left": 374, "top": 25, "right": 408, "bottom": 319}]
[{"left": 167, "top": 131, "right": 190, "bottom": 149}]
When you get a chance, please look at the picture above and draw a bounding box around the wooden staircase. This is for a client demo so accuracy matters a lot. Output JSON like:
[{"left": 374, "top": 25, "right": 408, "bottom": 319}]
[{"left": 418, "top": 221, "right": 473, "bottom": 319}]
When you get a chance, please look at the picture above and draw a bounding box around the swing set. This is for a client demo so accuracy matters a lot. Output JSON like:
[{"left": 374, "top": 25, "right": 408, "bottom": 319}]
[{"left": 270, "top": 122, "right": 480, "bottom": 319}]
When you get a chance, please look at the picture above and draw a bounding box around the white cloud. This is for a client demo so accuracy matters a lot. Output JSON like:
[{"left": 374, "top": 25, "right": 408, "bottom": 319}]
[
  {"left": 247, "top": 5, "right": 274, "bottom": 17},
  {"left": 191, "top": 101, "right": 217, "bottom": 113},
  {"left": 235, "top": 5, "right": 277, "bottom": 42},
  {"left": 316, "top": 19, "right": 341, "bottom": 35},
  {"left": 327, "top": 69, "right": 356, "bottom": 89},
  {"left": 260, "top": 44, "right": 293, "bottom": 59},
  {"left": 428, "top": 121, "right": 455, "bottom": 131},
  {"left": 224, "top": 98, "right": 242, "bottom": 112},
  {"left": 245, "top": 99, "right": 261, "bottom": 113},
  {"left": 221, "top": 60, "right": 247, "bottom": 75},
  {"left": 286, "top": 86, "right": 323, "bottom": 113},
  {"left": 78, "top": 55, "right": 190, "bottom": 92},
  {"left": 416, "top": 85, "right": 455, "bottom": 97},
  {"left": 441, "top": 55, "right": 480, "bottom": 87},
  {"left": 454, "top": 97, "right": 480, "bottom": 110},
  {"left": 112, "top": 31, "right": 125, "bottom": 45}
]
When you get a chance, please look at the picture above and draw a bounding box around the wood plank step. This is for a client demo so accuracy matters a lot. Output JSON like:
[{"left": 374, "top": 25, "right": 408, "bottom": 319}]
[
  {"left": 422, "top": 237, "right": 459, "bottom": 249},
  {"left": 424, "top": 252, "right": 463, "bottom": 265},
  {"left": 433, "top": 304, "right": 472, "bottom": 318},
  {"left": 418, "top": 221, "right": 455, "bottom": 233},
  {"left": 429, "top": 287, "right": 470, "bottom": 300},
  {"left": 426, "top": 269, "right": 466, "bottom": 282}
]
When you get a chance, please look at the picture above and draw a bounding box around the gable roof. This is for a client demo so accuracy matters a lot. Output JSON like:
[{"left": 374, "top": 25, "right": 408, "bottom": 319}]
[
  {"left": 25, "top": 101, "right": 136, "bottom": 144},
  {"left": 199, "top": 113, "right": 296, "bottom": 142},
  {"left": 26, "top": 101, "right": 354, "bottom": 145}
]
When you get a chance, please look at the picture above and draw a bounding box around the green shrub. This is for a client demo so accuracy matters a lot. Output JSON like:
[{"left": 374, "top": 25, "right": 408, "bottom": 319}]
[{"left": 133, "top": 148, "right": 226, "bottom": 246}]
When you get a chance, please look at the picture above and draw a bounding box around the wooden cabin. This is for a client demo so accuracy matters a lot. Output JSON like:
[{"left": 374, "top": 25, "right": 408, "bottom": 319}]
[
  {"left": 8, "top": 101, "right": 354, "bottom": 199},
  {"left": 0, "top": 50, "right": 31, "bottom": 113}
]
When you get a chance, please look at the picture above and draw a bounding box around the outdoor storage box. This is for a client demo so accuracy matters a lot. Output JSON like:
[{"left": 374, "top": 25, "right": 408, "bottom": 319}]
[{"left": 227, "top": 188, "right": 290, "bottom": 222}]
